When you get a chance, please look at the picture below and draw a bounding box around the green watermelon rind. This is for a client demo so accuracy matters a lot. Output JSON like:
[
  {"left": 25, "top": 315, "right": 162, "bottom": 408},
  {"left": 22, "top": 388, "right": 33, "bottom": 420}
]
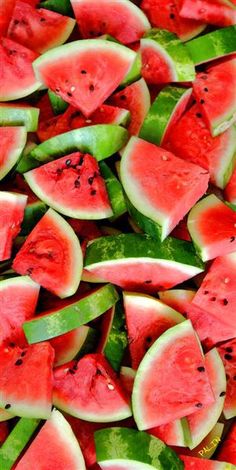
[
  {"left": 186, "top": 25, "right": 236, "bottom": 65},
  {"left": 215, "top": 124, "right": 236, "bottom": 189},
  {"left": 0, "top": 127, "right": 27, "bottom": 180},
  {"left": 40, "top": 0, "right": 74, "bottom": 16},
  {"left": 23, "top": 284, "right": 119, "bottom": 343},
  {"left": 101, "top": 302, "right": 128, "bottom": 372},
  {"left": 139, "top": 86, "right": 192, "bottom": 146},
  {"left": 20, "top": 200, "right": 48, "bottom": 236},
  {"left": 48, "top": 90, "right": 69, "bottom": 115},
  {"left": 99, "top": 161, "right": 127, "bottom": 222},
  {"left": 0, "top": 105, "right": 39, "bottom": 131}
]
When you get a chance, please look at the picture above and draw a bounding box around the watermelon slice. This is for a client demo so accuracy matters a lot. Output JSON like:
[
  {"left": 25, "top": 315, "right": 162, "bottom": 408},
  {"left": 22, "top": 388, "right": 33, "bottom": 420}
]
[
  {"left": 0, "top": 191, "right": 27, "bottom": 261},
  {"left": 24, "top": 152, "right": 113, "bottom": 219},
  {"left": 186, "top": 25, "right": 236, "bottom": 65},
  {"left": 158, "top": 289, "right": 195, "bottom": 314},
  {"left": 224, "top": 167, "right": 236, "bottom": 205},
  {"left": 0, "top": 276, "right": 39, "bottom": 348},
  {"left": 0, "top": 0, "right": 16, "bottom": 36},
  {"left": 12, "top": 208, "right": 83, "bottom": 298},
  {"left": 180, "top": 0, "right": 236, "bottom": 26},
  {"left": 33, "top": 39, "right": 139, "bottom": 116},
  {"left": 217, "top": 339, "right": 236, "bottom": 419},
  {"left": 20, "top": 200, "right": 48, "bottom": 236},
  {"left": 216, "top": 422, "right": 236, "bottom": 465},
  {"left": 14, "top": 409, "right": 86, "bottom": 470},
  {"left": 149, "top": 418, "right": 191, "bottom": 448},
  {"left": 140, "top": 0, "right": 205, "bottom": 41},
  {"left": 0, "top": 38, "right": 40, "bottom": 101},
  {"left": 53, "top": 354, "right": 132, "bottom": 422},
  {"left": 0, "top": 126, "right": 27, "bottom": 180},
  {"left": 165, "top": 104, "right": 236, "bottom": 189},
  {"left": 176, "top": 421, "right": 224, "bottom": 459},
  {"left": 132, "top": 320, "right": 215, "bottom": 430},
  {"left": 120, "top": 137, "right": 209, "bottom": 240},
  {"left": 7, "top": 1, "right": 75, "bottom": 54},
  {"left": 70, "top": 0, "right": 150, "bottom": 44},
  {"left": 180, "top": 455, "right": 234, "bottom": 469},
  {"left": 83, "top": 233, "right": 204, "bottom": 292},
  {"left": 193, "top": 58, "right": 236, "bottom": 136},
  {"left": 123, "top": 291, "right": 185, "bottom": 369},
  {"left": 0, "top": 103, "right": 39, "bottom": 131},
  {"left": 99, "top": 161, "right": 127, "bottom": 222},
  {"left": 0, "top": 342, "right": 54, "bottom": 419},
  {"left": 140, "top": 29, "right": 195, "bottom": 85}
]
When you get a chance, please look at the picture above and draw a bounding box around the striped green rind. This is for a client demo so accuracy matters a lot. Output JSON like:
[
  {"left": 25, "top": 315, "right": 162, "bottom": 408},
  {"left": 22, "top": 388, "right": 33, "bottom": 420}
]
[
  {"left": 48, "top": 90, "right": 68, "bottom": 115},
  {"left": 99, "top": 161, "right": 127, "bottom": 221},
  {"left": 40, "top": 0, "right": 73, "bottom": 15},
  {"left": 20, "top": 201, "right": 48, "bottom": 236},
  {"left": 142, "top": 29, "right": 195, "bottom": 82},
  {"left": 0, "top": 418, "right": 40, "bottom": 470},
  {"left": 102, "top": 302, "right": 128, "bottom": 372},
  {"left": 23, "top": 284, "right": 119, "bottom": 343},
  {"left": 20, "top": 125, "right": 129, "bottom": 172},
  {"left": 126, "top": 198, "right": 162, "bottom": 239},
  {"left": 139, "top": 86, "right": 192, "bottom": 146},
  {"left": 95, "top": 427, "right": 183, "bottom": 469},
  {"left": 0, "top": 105, "right": 39, "bottom": 131},
  {"left": 186, "top": 26, "right": 236, "bottom": 65}
]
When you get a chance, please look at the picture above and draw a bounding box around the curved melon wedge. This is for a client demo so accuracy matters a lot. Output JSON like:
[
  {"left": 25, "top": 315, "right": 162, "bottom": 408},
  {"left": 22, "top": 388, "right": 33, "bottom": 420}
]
[
  {"left": 186, "top": 25, "right": 236, "bottom": 65},
  {"left": 217, "top": 338, "right": 236, "bottom": 419},
  {"left": 0, "top": 126, "right": 27, "bottom": 180},
  {"left": 0, "top": 104, "right": 39, "bottom": 131}
]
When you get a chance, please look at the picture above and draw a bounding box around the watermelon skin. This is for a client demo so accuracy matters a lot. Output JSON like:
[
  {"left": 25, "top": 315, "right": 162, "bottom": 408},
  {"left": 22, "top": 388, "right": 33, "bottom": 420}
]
[
  {"left": 7, "top": 1, "right": 75, "bottom": 54},
  {"left": 165, "top": 104, "right": 236, "bottom": 189},
  {"left": 0, "top": 343, "right": 54, "bottom": 419},
  {"left": 53, "top": 354, "right": 132, "bottom": 422},
  {"left": 193, "top": 58, "right": 236, "bottom": 136},
  {"left": 12, "top": 208, "right": 83, "bottom": 298},
  {"left": 217, "top": 339, "right": 236, "bottom": 419},
  {"left": 24, "top": 152, "right": 113, "bottom": 219},
  {"left": 0, "top": 38, "right": 40, "bottom": 101},
  {"left": 180, "top": 0, "right": 236, "bottom": 26},
  {"left": 71, "top": 0, "right": 150, "bottom": 44},
  {"left": 15, "top": 409, "right": 86, "bottom": 470},
  {"left": 216, "top": 422, "right": 236, "bottom": 465},
  {"left": 185, "top": 26, "right": 236, "bottom": 65},
  {"left": 0, "top": 127, "right": 27, "bottom": 181},
  {"left": 180, "top": 455, "right": 233, "bottom": 469},
  {"left": 0, "top": 192, "right": 27, "bottom": 261},
  {"left": 140, "top": 0, "right": 205, "bottom": 41},
  {"left": 224, "top": 167, "right": 236, "bottom": 205},
  {"left": 0, "top": 103, "right": 39, "bottom": 131}
]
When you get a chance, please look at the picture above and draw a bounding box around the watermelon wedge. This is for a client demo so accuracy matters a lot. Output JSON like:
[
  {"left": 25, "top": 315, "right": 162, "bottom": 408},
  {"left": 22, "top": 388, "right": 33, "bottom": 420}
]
[
  {"left": 217, "top": 339, "right": 236, "bottom": 419},
  {"left": 180, "top": 0, "right": 236, "bottom": 26},
  {"left": 132, "top": 320, "right": 215, "bottom": 429},
  {"left": 0, "top": 127, "right": 27, "bottom": 180},
  {"left": 158, "top": 289, "right": 195, "bottom": 314},
  {"left": 33, "top": 39, "right": 139, "bottom": 116},
  {"left": 149, "top": 418, "right": 191, "bottom": 448},
  {"left": 0, "top": 191, "right": 27, "bottom": 261},
  {"left": 13, "top": 208, "right": 83, "bottom": 298},
  {"left": 186, "top": 25, "right": 236, "bottom": 65},
  {"left": 224, "top": 167, "right": 236, "bottom": 205},
  {"left": 70, "top": 0, "right": 150, "bottom": 44},
  {"left": 50, "top": 326, "right": 97, "bottom": 366}
]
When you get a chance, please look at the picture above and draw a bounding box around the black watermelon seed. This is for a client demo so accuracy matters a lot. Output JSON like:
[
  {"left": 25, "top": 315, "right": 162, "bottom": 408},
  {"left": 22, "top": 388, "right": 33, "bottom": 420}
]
[
  {"left": 96, "top": 369, "right": 102, "bottom": 375},
  {"left": 88, "top": 176, "right": 94, "bottom": 185},
  {"left": 197, "top": 366, "right": 205, "bottom": 372},
  {"left": 195, "top": 403, "right": 203, "bottom": 408},
  {"left": 210, "top": 296, "right": 216, "bottom": 301},
  {"left": 74, "top": 179, "right": 80, "bottom": 188},
  {"left": 219, "top": 391, "right": 226, "bottom": 397},
  {"left": 204, "top": 87, "right": 208, "bottom": 92},
  {"left": 146, "top": 336, "right": 152, "bottom": 343},
  {"left": 68, "top": 368, "right": 76, "bottom": 374},
  {"left": 200, "top": 99, "right": 205, "bottom": 104},
  {"left": 21, "top": 351, "right": 27, "bottom": 357},
  {"left": 224, "top": 354, "right": 233, "bottom": 360},
  {"left": 144, "top": 280, "right": 152, "bottom": 284},
  {"left": 225, "top": 347, "right": 233, "bottom": 353},
  {"left": 66, "top": 159, "right": 71, "bottom": 166},
  {"left": 90, "top": 189, "right": 97, "bottom": 196},
  {"left": 169, "top": 13, "right": 175, "bottom": 18},
  {"left": 223, "top": 298, "right": 229, "bottom": 306},
  {"left": 81, "top": 70, "right": 87, "bottom": 74},
  {"left": 89, "top": 84, "right": 95, "bottom": 92},
  {"left": 230, "top": 236, "right": 235, "bottom": 242},
  {"left": 67, "top": 92, "right": 72, "bottom": 97},
  {"left": 14, "top": 19, "right": 19, "bottom": 25},
  {"left": 9, "top": 342, "right": 16, "bottom": 348},
  {"left": 79, "top": 156, "right": 84, "bottom": 165},
  {"left": 196, "top": 113, "right": 202, "bottom": 118},
  {"left": 15, "top": 359, "right": 23, "bottom": 366},
  {"left": 5, "top": 404, "right": 11, "bottom": 409},
  {"left": 204, "top": 290, "right": 209, "bottom": 295},
  {"left": 40, "top": 17, "right": 46, "bottom": 22},
  {"left": 55, "top": 88, "right": 60, "bottom": 93}
]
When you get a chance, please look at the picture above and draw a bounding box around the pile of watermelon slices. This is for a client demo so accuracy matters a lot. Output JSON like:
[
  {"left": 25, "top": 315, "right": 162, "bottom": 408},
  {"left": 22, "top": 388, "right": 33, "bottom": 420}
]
[{"left": 0, "top": 0, "right": 236, "bottom": 468}]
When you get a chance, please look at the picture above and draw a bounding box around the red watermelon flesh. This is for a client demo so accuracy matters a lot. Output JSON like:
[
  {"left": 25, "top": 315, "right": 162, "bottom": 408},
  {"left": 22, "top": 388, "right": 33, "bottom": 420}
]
[
  {"left": 140, "top": 41, "right": 177, "bottom": 85},
  {"left": 0, "top": 192, "right": 27, "bottom": 261},
  {"left": 158, "top": 289, "right": 195, "bottom": 314},
  {"left": 0, "top": 0, "right": 16, "bottom": 36},
  {"left": 217, "top": 339, "right": 236, "bottom": 419},
  {"left": 180, "top": 0, "right": 236, "bottom": 26},
  {"left": 165, "top": 104, "right": 236, "bottom": 189},
  {"left": 0, "top": 37, "right": 40, "bottom": 101},
  {"left": 0, "top": 126, "right": 27, "bottom": 181},
  {"left": 65, "top": 416, "right": 103, "bottom": 468},
  {"left": 49, "top": 326, "right": 91, "bottom": 366},
  {"left": 224, "top": 168, "right": 236, "bottom": 205},
  {"left": 0, "top": 343, "right": 54, "bottom": 419},
  {"left": 0, "top": 422, "right": 9, "bottom": 445},
  {"left": 36, "top": 93, "right": 54, "bottom": 122},
  {"left": 193, "top": 58, "right": 236, "bottom": 137},
  {"left": 0, "top": 276, "right": 39, "bottom": 348},
  {"left": 216, "top": 422, "right": 236, "bottom": 465},
  {"left": 108, "top": 78, "right": 151, "bottom": 135},
  {"left": 171, "top": 217, "right": 192, "bottom": 242},
  {"left": 53, "top": 354, "right": 131, "bottom": 422},
  {"left": 140, "top": 0, "right": 205, "bottom": 41},
  {"left": 67, "top": 219, "right": 102, "bottom": 242},
  {"left": 70, "top": 0, "right": 150, "bottom": 44},
  {"left": 7, "top": 1, "right": 75, "bottom": 54},
  {"left": 180, "top": 454, "right": 231, "bottom": 469},
  {"left": 24, "top": 152, "right": 112, "bottom": 219}
]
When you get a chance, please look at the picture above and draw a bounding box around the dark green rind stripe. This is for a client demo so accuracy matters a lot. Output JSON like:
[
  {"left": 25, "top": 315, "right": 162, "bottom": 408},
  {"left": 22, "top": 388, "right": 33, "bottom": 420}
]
[
  {"left": 0, "top": 106, "right": 39, "bottom": 131},
  {"left": 0, "top": 418, "right": 40, "bottom": 470},
  {"left": 23, "top": 284, "right": 119, "bottom": 344},
  {"left": 20, "top": 201, "right": 48, "bottom": 236},
  {"left": 126, "top": 197, "right": 162, "bottom": 239},
  {"left": 186, "top": 26, "right": 236, "bottom": 65},
  {"left": 103, "top": 302, "right": 128, "bottom": 372},
  {"left": 40, "top": 0, "right": 74, "bottom": 16},
  {"left": 48, "top": 90, "right": 69, "bottom": 115},
  {"left": 95, "top": 427, "right": 183, "bottom": 469},
  {"left": 84, "top": 234, "right": 204, "bottom": 270},
  {"left": 99, "top": 161, "right": 127, "bottom": 221}
]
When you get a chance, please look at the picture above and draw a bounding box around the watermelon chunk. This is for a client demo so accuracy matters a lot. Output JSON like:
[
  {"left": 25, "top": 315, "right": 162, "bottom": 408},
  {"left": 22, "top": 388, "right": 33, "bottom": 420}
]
[
  {"left": 193, "top": 58, "right": 236, "bottom": 136},
  {"left": 0, "top": 191, "right": 27, "bottom": 261},
  {"left": 180, "top": 0, "right": 236, "bottom": 26},
  {"left": 0, "top": 127, "right": 27, "bottom": 181},
  {"left": 224, "top": 167, "right": 236, "bottom": 205},
  {"left": 0, "top": 343, "right": 54, "bottom": 419},
  {"left": 217, "top": 339, "right": 236, "bottom": 419},
  {"left": 132, "top": 320, "right": 215, "bottom": 429},
  {"left": 13, "top": 208, "right": 83, "bottom": 298},
  {"left": 70, "top": 0, "right": 150, "bottom": 44},
  {"left": 180, "top": 455, "right": 234, "bottom": 469},
  {"left": 53, "top": 354, "right": 132, "bottom": 422}
]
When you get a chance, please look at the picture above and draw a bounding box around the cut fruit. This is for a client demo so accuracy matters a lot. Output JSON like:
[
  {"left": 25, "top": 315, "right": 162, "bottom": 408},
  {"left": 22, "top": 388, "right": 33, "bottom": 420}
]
[
  {"left": 148, "top": 418, "right": 191, "bottom": 448},
  {"left": 132, "top": 320, "right": 215, "bottom": 429},
  {"left": 95, "top": 427, "right": 184, "bottom": 469},
  {"left": 0, "top": 342, "right": 54, "bottom": 419},
  {"left": 180, "top": 0, "right": 236, "bottom": 27},
  {"left": 193, "top": 57, "right": 236, "bottom": 136},
  {"left": 83, "top": 233, "right": 204, "bottom": 292},
  {"left": 12, "top": 208, "right": 83, "bottom": 298},
  {"left": 165, "top": 104, "right": 236, "bottom": 189},
  {"left": 50, "top": 325, "right": 96, "bottom": 366},
  {"left": 23, "top": 284, "right": 119, "bottom": 343},
  {"left": 14, "top": 409, "right": 86, "bottom": 470},
  {"left": 0, "top": 103, "right": 39, "bottom": 131},
  {"left": 141, "top": 29, "right": 195, "bottom": 85},
  {"left": 140, "top": 0, "right": 205, "bottom": 41},
  {"left": 120, "top": 136, "right": 209, "bottom": 240},
  {"left": 48, "top": 89, "right": 68, "bottom": 115},
  {"left": 7, "top": 1, "right": 75, "bottom": 54},
  {"left": 53, "top": 354, "right": 132, "bottom": 422},
  {"left": 0, "top": 0, "right": 16, "bottom": 36},
  {"left": 217, "top": 339, "right": 236, "bottom": 419},
  {"left": 24, "top": 152, "right": 113, "bottom": 220},
  {"left": 158, "top": 289, "right": 195, "bottom": 314},
  {"left": 0, "top": 276, "right": 39, "bottom": 348},
  {"left": 20, "top": 200, "right": 48, "bottom": 236},
  {"left": 140, "top": 85, "right": 192, "bottom": 145},
  {"left": 120, "top": 367, "right": 136, "bottom": 397},
  {"left": 0, "top": 191, "right": 27, "bottom": 261},
  {"left": 71, "top": 0, "right": 150, "bottom": 44},
  {"left": 33, "top": 39, "right": 139, "bottom": 116},
  {"left": 224, "top": 167, "right": 236, "bottom": 205},
  {"left": 0, "top": 126, "right": 27, "bottom": 181},
  {"left": 0, "top": 37, "right": 40, "bottom": 101},
  {"left": 180, "top": 454, "right": 234, "bottom": 469},
  {"left": 99, "top": 161, "right": 127, "bottom": 221},
  {"left": 123, "top": 291, "right": 185, "bottom": 369}
]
